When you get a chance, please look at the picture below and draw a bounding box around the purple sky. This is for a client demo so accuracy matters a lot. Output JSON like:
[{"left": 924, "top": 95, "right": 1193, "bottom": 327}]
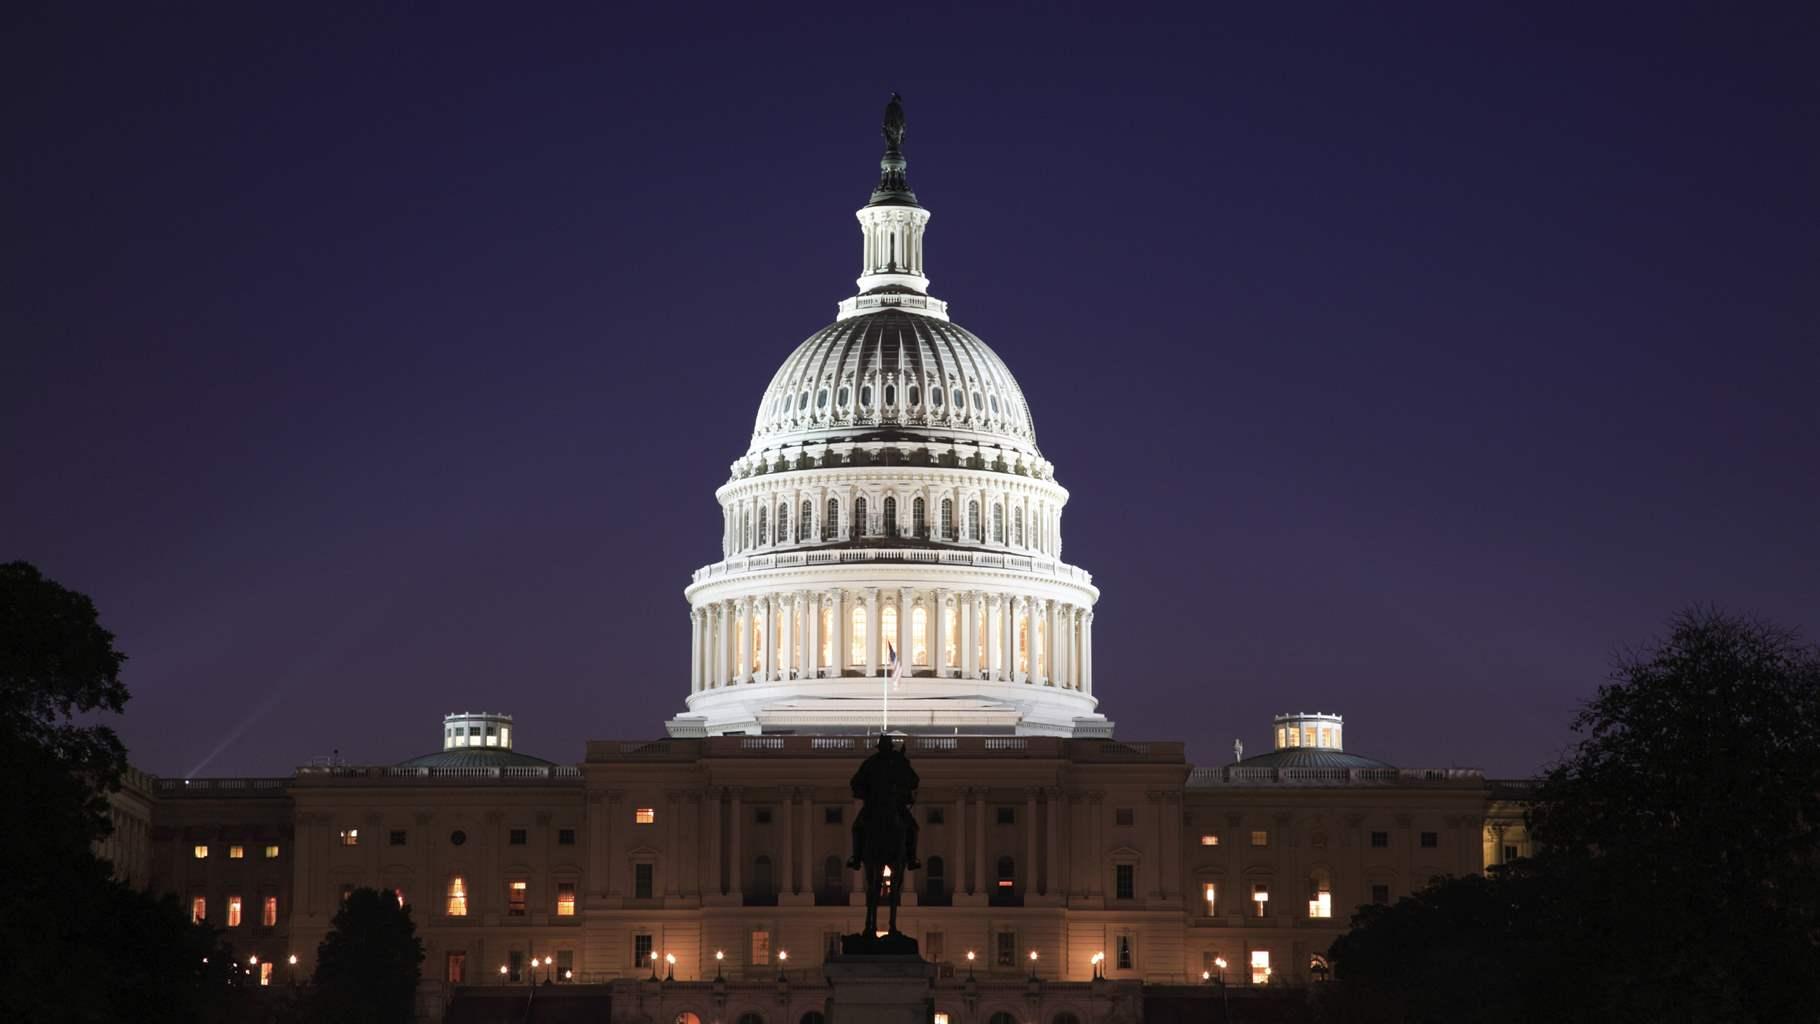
[{"left": 5, "top": 4, "right": 1816, "bottom": 779}]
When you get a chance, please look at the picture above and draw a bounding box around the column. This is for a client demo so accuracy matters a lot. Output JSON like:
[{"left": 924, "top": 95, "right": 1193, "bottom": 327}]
[
  {"left": 952, "top": 790, "right": 967, "bottom": 895},
  {"left": 782, "top": 788, "right": 795, "bottom": 896},
  {"left": 1082, "top": 612, "right": 1094, "bottom": 694},
  {"left": 1087, "top": 791, "right": 1105, "bottom": 898},
  {"left": 961, "top": 591, "right": 978, "bottom": 680},
  {"left": 689, "top": 610, "right": 701, "bottom": 692},
  {"left": 800, "top": 789, "right": 814, "bottom": 895},
  {"left": 1002, "top": 594, "right": 1016, "bottom": 683},
  {"left": 704, "top": 787, "right": 722, "bottom": 896},
  {"left": 831, "top": 589, "right": 845, "bottom": 678},
  {"left": 934, "top": 587, "right": 951, "bottom": 677},
  {"left": 728, "top": 788, "right": 743, "bottom": 898},
  {"left": 973, "top": 788, "right": 986, "bottom": 898},
  {"left": 714, "top": 605, "right": 728, "bottom": 689},
  {"left": 717, "top": 600, "right": 731, "bottom": 687},
  {"left": 765, "top": 595, "right": 779, "bottom": 682},
  {"left": 1045, "top": 599, "right": 1059, "bottom": 686},
  {"left": 1044, "top": 787, "right": 1060, "bottom": 897},
  {"left": 865, "top": 588, "right": 880, "bottom": 677},
  {"left": 1024, "top": 788, "right": 1038, "bottom": 896},
  {"left": 897, "top": 587, "right": 912, "bottom": 669},
  {"left": 739, "top": 596, "right": 754, "bottom": 684},
  {"left": 804, "top": 592, "right": 819, "bottom": 679}
]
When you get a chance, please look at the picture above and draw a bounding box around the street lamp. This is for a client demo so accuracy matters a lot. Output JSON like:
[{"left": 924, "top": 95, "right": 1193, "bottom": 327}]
[
  {"left": 714, "top": 950, "right": 725, "bottom": 979},
  {"left": 649, "top": 951, "right": 659, "bottom": 980},
  {"left": 498, "top": 964, "right": 508, "bottom": 985},
  {"left": 1213, "top": 956, "right": 1230, "bottom": 1019},
  {"left": 286, "top": 953, "right": 298, "bottom": 987},
  {"left": 1028, "top": 950, "right": 1039, "bottom": 980},
  {"left": 965, "top": 951, "right": 975, "bottom": 979},
  {"left": 777, "top": 950, "right": 789, "bottom": 980},
  {"left": 1091, "top": 951, "right": 1104, "bottom": 980},
  {"left": 665, "top": 953, "right": 676, "bottom": 981}
]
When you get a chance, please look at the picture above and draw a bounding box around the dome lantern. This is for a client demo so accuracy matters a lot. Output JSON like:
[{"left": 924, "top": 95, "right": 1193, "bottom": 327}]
[
  {"left": 842, "top": 95, "right": 948, "bottom": 321},
  {"left": 1273, "top": 712, "right": 1344, "bottom": 752}
]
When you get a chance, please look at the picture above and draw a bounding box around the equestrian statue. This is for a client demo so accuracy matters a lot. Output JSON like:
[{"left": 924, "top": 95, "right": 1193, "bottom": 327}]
[{"left": 842, "top": 733, "right": 921, "bottom": 954}]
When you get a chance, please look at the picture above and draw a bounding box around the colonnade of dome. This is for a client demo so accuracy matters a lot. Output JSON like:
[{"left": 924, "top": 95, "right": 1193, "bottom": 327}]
[{"left": 688, "top": 586, "right": 1093, "bottom": 694}]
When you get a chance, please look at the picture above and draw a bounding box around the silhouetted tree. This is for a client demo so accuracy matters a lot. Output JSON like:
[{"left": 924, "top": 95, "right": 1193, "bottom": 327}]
[
  {"left": 0, "top": 561, "right": 239, "bottom": 1022},
  {"left": 310, "top": 888, "right": 425, "bottom": 1023},
  {"left": 1326, "top": 609, "right": 1820, "bottom": 1024}
]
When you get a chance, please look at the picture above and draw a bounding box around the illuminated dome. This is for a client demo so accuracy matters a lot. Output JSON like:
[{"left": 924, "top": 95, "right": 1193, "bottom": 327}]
[
  {"left": 747, "top": 310, "right": 1041, "bottom": 461},
  {"left": 671, "top": 97, "right": 1105, "bottom": 740}
]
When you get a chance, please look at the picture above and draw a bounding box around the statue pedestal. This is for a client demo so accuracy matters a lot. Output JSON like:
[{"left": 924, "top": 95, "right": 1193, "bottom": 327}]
[{"left": 824, "top": 952, "right": 935, "bottom": 1024}]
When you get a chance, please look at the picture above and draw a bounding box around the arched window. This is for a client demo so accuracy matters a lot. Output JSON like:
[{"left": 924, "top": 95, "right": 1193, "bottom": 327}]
[
  {"left": 972, "top": 390, "right": 984, "bottom": 412},
  {"left": 752, "top": 608, "right": 765, "bottom": 673},
  {"left": 800, "top": 501, "right": 813, "bottom": 541},
  {"left": 819, "top": 604, "right": 833, "bottom": 668},
  {"left": 737, "top": 1013, "right": 767, "bottom": 1024},
  {"left": 911, "top": 605, "right": 928, "bottom": 666},
  {"left": 849, "top": 606, "right": 867, "bottom": 667},
  {"left": 757, "top": 507, "right": 767, "bottom": 546},
  {"left": 1014, "top": 508, "right": 1024, "bottom": 547},
  {"left": 912, "top": 497, "right": 926, "bottom": 538},
  {"left": 883, "top": 384, "right": 896, "bottom": 407},
  {"left": 800, "top": 1014, "right": 827, "bottom": 1024},
  {"left": 1017, "top": 609, "right": 1029, "bottom": 674},
  {"left": 988, "top": 1015, "right": 1017, "bottom": 1024},
  {"left": 908, "top": 385, "right": 920, "bottom": 407},
  {"left": 968, "top": 501, "right": 981, "bottom": 540},
  {"left": 992, "top": 503, "right": 1004, "bottom": 543},
  {"left": 797, "top": 391, "right": 809, "bottom": 412},
  {"left": 675, "top": 1014, "right": 704, "bottom": 1024},
  {"left": 741, "top": 508, "right": 751, "bottom": 550},
  {"left": 776, "top": 503, "right": 788, "bottom": 543},
  {"left": 853, "top": 497, "right": 868, "bottom": 540},
  {"left": 940, "top": 499, "right": 954, "bottom": 540},
  {"left": 989, "top": 395, "right": 1000, "bottom": 415},
  {"left": 837, "top": 385, "right": 850, "bottom": 407},
  {"left": 883, "top": 497, "right": 898, "bottom": 537},
  {"left": 824, "top": 499, "right": 839, "bottom": 541},
  {"left": 1034, "top": 614, "right": 1046, "bottom": 678},
  {"left": 860, "top": 385, "right": 873, "bottom": 408},
  {"left": 816, "top": 388, "right": 828, "bottom": 409},
  {"left": 880, "top": 605, "right": 898, "bottom": 664},
  {"left": 1053, "top": 1014, "right": 1083, "bottom": 1024}
]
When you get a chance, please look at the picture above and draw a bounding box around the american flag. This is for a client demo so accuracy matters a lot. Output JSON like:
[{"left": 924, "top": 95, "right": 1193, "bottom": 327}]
[{"left": 886, "top": 642, "right": 905, "bottom": 689}]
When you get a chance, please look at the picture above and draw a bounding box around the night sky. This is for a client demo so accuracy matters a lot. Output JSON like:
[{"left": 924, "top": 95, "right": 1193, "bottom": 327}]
[{"left": 5, "top": 4, "right": 1816, "bottom": 779}]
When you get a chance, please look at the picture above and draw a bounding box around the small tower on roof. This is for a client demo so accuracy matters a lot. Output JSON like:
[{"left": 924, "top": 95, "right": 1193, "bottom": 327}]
[
  {"left": 443, "top": 711, "right": 513, "bottom": 751},
  {"left": 1274, "top": 712, "right": 1344, "bottom": 752}
]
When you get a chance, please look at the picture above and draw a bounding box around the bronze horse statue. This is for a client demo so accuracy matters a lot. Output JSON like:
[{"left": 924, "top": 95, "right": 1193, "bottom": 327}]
[{"left": 846, "top": 734, "right": 921, "bottom": 946}]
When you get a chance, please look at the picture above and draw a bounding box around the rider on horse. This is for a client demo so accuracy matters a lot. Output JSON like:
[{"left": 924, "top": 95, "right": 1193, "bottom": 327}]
[{"left": 847, "top": 733, "right": 921, "bottom": 871}]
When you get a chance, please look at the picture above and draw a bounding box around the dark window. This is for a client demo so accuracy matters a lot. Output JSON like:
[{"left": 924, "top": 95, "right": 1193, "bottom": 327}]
[
  {"left": 755, "top": 807, "right": 773, "bottom": 825},
  {"left": 1371, "top": 884, "right": 1390, "bottom": 906},
  {"left": 1115, "top": 864, "right": 1135, "bottom": 900},
  {"left": 1419, "top": 831, "right": 1438, "bottom": 848},
  {"left": 509, "top": 828, "right": 527, "bottom": 845},
  {"left": 634, "top": 864, "right": 653, "bottom": 900},
  {"left": 508, "top": 950, "right": 524, "bottom": 983},
  {"left": 996, "top": 807, "right": 1015, "bottom": 825},
  {"left": 996, "top": 931, "right": 1016, "bottom": 967},
  {"left": 558, "top": 828, "right": 576, "bottom": 846},
  {"left": 1114, "top": 808, "right": 1134, "bottom": 827},
  {"left": 996, "top": 855, "right": 1015, "bottom": 889},
  {"left": 556, "top": 950, "right": 573, "bottom": 980},
  {"left": 1116, "top": 934, "right": 1133, "bottom": 970},
  {"left": 1370, "top": 831, "right": 1389, "bottom": 849},
  {"left": 389, "top": 830, "right": 407, "bottom": 846},
  {"left": 926, "top": 807, "right": 944, "bottom": 825},
  {"left": 1503, "top": 844, "right": 1519, "bottom": 862},
  {"left": 824, "top": 807, "right": 842, "bottom": 825},
  {"left": 633, "top": 933, "right": 652, "bottom": 967}
]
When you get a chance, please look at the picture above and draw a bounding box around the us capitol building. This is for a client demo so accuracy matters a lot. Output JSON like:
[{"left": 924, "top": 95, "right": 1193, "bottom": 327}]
[{"left": 113, "top": 100, "right": 1531, "bottom": 1024}]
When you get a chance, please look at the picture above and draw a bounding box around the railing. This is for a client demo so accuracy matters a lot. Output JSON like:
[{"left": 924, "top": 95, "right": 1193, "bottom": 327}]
[
  {"left": 691, "top": 548, "right": 1095, "bottom": 587},
  {"left": 157, "top": 777, "right": 291, "bottom": 795},
  {"left": 291, "top": 765, "right": 583, "bottom": 783},
  {"left": 1189, "top": 765, "right": 1485, "bottom": 787},
  {"left": 583, "top": 735, "right": 1186, "bottom": 762}
]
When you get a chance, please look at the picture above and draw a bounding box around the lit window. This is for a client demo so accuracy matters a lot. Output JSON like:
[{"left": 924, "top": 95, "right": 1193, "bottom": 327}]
[
  {"left": 447, "top": 952, "right": 465, "bottom": 984},
  {"left": 1308, "top": 883, "right": 1332, "bottom": 919},
  {"left": 1251, "top": 883, "right": 1270, "bottom": 918},
  {"left": 849, "top": 605, "right": 867, "bottom": 666},
  {"left": 1250, "top": 950, "right": 1271, "bottom": 985},
  {"left": 259, "top": 962, "right": 272, "bottom": 986},
  {"left": 1200, "top": 834, "right": 1220, "bottom": 846},
  {"left": 935, "top": 1014, "right": 950, "bottom": 1024},
  {"left": 221, "top": 896, "right": 240, "bottom": 927},
  {"left": 262, "top": 896, "right": 277, "bottom": 927},
  {"left": 446, "top": 877, "right": 468, "bottom": 917},
  {"left": 228, "top": 845, "right": 244, "bottom": 859},
  {"left": 635, "top": 808, "right": 655, "bottom": 825},
  {"left": 394, "top": 888, "right": 406, "bottom": 908},
  {"left": 191, "top": 897, "right": 206, "bottom": 923},
  {"left": 995, "top": 930, "right": 1016, "bottom": 967},
  {"left": 508, "top": 880, "right": 527, "bottom": 916},
  {"left": 193, "top": 845, "right": 209, "bottom": 859},
  {"left": 263, "top": 844, "right": 280, "bottom": 859},
  {"left": 339, "top": 828, "right": 359, "bottom": 847},
  {"left": 751, "top": 929, "right": 771, "bottom": 964},
  {"left": 1202, "top": 882, "right": 1218, "bottom": 916},
  {"left": 1250, "top": 830, "right": 1269, "bottom": 848},
  {"left": 556, "top": 882, "right": 576, "bottom": 917}
]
